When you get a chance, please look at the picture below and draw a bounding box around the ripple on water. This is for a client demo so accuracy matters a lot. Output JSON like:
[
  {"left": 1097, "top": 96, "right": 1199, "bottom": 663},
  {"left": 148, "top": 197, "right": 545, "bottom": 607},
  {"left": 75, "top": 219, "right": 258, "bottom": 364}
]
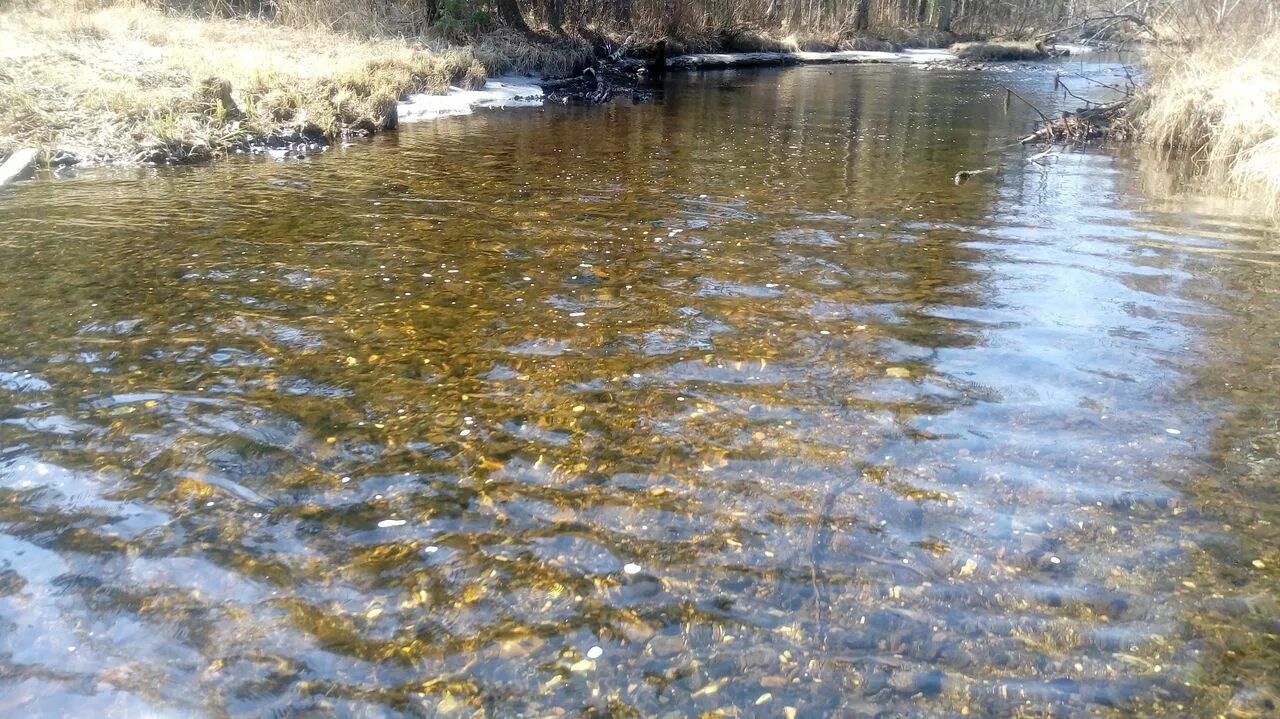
[{"left": 0, "top": 61, "right": 1277, "bottom": 718}]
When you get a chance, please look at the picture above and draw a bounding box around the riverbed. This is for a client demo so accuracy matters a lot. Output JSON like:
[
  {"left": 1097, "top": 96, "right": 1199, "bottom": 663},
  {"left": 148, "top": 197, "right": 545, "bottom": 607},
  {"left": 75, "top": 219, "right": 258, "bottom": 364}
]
[{"left": 0, "top": 59, "right": 1277, "bottom": 717}]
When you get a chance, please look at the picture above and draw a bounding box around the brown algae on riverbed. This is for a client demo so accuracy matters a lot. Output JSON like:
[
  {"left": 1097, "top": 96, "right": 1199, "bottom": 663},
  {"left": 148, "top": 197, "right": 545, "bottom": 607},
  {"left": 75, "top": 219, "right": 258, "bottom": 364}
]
[{"left": 0, "top": 62, "right": 1279, "bottom": 717}]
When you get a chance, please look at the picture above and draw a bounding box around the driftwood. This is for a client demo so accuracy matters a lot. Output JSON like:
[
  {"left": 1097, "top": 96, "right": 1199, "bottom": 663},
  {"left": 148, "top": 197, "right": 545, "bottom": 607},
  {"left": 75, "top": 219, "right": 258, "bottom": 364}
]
[
  {"left": 663, "top": 48, "right": 951, "bottom": 71},
  {"left": 542, "top": 64, "right": 645, "bottom": 104},
  {"left": 1026, "top": 147, "right": 1057, "bottom": 164},
  {"left": 1020, "top": 99, "right": 1131, "bottom": 144}
]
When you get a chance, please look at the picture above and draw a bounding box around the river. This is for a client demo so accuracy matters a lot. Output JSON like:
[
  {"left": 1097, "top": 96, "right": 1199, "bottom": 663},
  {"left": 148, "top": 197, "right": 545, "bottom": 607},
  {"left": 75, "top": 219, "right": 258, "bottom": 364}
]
[{"left": 0, "top": 58, "right": 1277, "bottom": 718}]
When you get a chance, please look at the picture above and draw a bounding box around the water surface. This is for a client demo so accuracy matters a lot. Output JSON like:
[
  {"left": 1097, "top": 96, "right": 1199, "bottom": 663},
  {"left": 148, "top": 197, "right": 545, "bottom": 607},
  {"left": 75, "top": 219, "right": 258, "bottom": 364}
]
[{"left": 1, "top": 61, "right": 1278, "bottom": 718}]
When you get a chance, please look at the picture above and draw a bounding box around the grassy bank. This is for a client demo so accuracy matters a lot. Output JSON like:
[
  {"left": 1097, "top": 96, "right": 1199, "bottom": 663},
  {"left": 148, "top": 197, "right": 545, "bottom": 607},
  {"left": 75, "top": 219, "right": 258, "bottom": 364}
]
[
  {"left": 950, "top": 40, "right": 1046, "bottom": 61},
  {"left": 0, "top": 3, "right": 967, "bottom": 166},
  {"left": 0, "top": 3, "right": 590, "bottom": 164},
  {"left": 0, "top": 0, "right": 1111, "bottom": 168},
  {"left": 1136, "top": 33, "right": 1280, "bottom": 216}
]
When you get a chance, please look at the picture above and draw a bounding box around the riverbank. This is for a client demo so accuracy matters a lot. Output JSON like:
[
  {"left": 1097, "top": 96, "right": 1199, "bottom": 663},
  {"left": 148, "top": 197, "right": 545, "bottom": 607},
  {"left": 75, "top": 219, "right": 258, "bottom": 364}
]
[
  {"left": 0, "top": 2, "right": 991, "bottom": 170},
  {"left": 0, "top": 3, "right": 591, "bottom": 166},
  {"left": 1020, "top": 32, "right": 1280, "bottom": 218},
  {"left": 1136, "top": 34, "right": 1280, "bottom": 215}
]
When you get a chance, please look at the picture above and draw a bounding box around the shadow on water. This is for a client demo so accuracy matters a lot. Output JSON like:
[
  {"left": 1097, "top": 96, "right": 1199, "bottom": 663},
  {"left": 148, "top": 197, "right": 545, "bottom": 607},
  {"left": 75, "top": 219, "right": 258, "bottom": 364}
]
[{"left": 0, "top": 61, "right": 1278, "bottom": 717}]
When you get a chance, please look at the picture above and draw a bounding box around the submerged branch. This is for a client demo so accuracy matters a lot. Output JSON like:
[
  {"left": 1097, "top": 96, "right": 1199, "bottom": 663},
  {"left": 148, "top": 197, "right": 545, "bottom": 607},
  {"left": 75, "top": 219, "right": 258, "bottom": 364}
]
[{"left": 1003, "top": 86, "right": 1053, "bottom": 124}]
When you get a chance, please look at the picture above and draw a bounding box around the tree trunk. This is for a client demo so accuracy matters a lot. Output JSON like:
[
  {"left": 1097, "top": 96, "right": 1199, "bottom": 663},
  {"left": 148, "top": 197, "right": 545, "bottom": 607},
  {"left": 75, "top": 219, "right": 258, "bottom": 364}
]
[
  {"left": 497, "top": 0, "right": 531, "bottom": 33},
  {"left": 663, "top": 0, "right": 679, "bottom": 38},
  {"left": 545, "top": 0, "right": 564, "bottom": 31},
  {"left": 936, "top": 0, "right": 952, "bottom": 32},
  {"left": 852, "top": 0, "right": 869, "bottom": 31},
  {"left": 917, "top": 0, "right": 929, "bottom": 26}
]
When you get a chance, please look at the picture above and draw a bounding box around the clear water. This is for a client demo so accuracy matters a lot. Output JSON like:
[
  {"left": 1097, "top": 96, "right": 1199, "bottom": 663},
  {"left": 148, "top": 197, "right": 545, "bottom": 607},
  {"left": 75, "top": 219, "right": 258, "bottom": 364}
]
[{"left": 1, "top": 61, "right": 1277, "bottom": 717}]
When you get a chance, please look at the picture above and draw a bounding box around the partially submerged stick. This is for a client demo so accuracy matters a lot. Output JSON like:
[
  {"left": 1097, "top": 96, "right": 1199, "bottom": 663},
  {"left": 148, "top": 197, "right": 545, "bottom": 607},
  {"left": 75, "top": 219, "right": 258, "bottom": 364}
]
[
  {"left": 954, "top": 166, "right": 997, "bottom": 185},
  {"left": 1003, "top": 86, "right": 1053, "bottom": 124}
]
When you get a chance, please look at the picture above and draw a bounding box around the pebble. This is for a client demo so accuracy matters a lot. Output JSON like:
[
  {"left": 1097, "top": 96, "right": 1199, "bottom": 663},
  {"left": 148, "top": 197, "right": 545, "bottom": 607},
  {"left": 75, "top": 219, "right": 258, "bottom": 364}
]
[
  {"left": 377, "top": 519, "right": 406, "bottom": 528},
  {"left": 889, "top": 670, "right": 945, "bottom": 697},
  {"left": 647, "top": 634, "right": 684, "bottom": 658},
  {"left": 623, "top": 562, "right": 642, "bottom": 574},
  {"left": 586, "top": 646, "right": 603, "bottom": 659}
]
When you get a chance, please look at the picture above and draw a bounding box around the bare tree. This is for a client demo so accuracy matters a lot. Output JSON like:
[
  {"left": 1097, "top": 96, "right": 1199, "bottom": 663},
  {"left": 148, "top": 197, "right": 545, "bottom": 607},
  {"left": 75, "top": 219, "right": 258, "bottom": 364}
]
[{"left": 497, "top": 0, "right": 531, "bottom": 33}]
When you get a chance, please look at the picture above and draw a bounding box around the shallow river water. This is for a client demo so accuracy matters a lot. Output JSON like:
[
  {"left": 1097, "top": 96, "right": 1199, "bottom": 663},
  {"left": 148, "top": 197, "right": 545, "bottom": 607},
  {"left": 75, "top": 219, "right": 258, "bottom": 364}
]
[{"left": 1, "top": 60, "right": 1278, "bottom": 718}]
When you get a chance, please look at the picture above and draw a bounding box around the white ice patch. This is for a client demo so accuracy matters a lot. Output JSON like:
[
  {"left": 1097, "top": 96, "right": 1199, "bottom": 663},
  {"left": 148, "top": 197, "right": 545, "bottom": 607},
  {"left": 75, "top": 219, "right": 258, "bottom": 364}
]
[
  {"left": 398, "top": 76, "right": 544, "bottom": 123},
  {"left": 1053, "top": 43, "right": 1098, "bottom": 56}
]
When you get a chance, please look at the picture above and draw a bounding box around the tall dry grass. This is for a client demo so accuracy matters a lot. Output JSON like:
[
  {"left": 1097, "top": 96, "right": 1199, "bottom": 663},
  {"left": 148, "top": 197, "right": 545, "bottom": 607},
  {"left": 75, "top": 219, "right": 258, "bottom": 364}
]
[
  {"left": 0, "top": 1, "right": 589, "bottom": 162},
  {"left": 949, "top": 39, "right": 1044, "bottom": 61},
  {"left": 1137, "top": 32, "right": 1280, "bottom": 215}
]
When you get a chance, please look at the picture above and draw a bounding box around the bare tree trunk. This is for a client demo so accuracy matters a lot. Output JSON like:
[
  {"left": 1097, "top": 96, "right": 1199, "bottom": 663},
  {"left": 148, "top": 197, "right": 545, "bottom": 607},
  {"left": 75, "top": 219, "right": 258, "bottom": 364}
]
[
  {"left": 548, "top": 0, "right": 563, "bottom": 31},
  {"left": 936, "top": 0, "right": 952, "bottom": 32},
  {"left": 497, "top": 0, "right": 531, "bottom": 33},
  {"left": 852, "top": 0, "right": 869, "bottom": 31},
  {"left": 663, "top": 0, "right": 679, "bottom": 38}
]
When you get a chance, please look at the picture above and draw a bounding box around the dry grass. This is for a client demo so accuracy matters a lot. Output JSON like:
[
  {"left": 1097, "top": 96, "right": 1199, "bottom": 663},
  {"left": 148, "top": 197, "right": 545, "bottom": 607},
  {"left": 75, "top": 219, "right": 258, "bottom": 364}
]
[
  {"left": 474, "top": 30, "right": 593, "bottom": 78},
  {"left": 950, "top": 40, "right": 1046, "bottom": 61},
  {"left": 1137, "top": 33, "right": 1280, "bottom": 216},
  {"left": 0, "top": 2, "right": 580, "bottom": 163}
]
